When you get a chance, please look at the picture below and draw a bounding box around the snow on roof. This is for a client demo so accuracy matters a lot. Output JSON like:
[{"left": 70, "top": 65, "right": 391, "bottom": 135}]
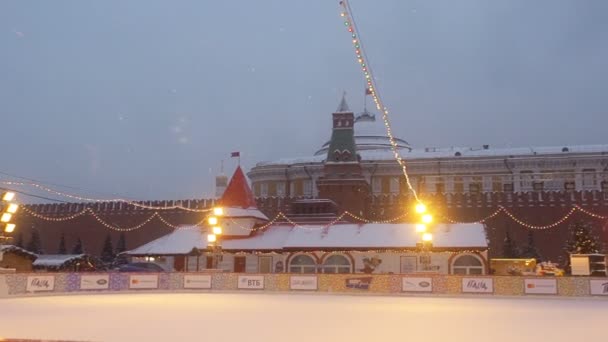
[
  {"left": 33, "top": 254, "right": 86, "bottom": 267},
  {"left": 0, "top": 245, "right": 38, "bottom": 259},
  {"left": 257, "top": 144, "right": 608, "bottom": 166},
  {"left": 224, "top": 207, "right": 269, "bottom": 221},
  {"left": 126, "top": 222, "right": 487, "bottom": 255}
]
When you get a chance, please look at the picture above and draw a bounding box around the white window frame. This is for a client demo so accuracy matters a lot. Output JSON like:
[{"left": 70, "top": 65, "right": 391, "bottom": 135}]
[
  {"left": 321, "top": 254, "right": 351, "bottom": 274},
  {"left": 451, "top": 254, "right": 485, "bottom": 275}
]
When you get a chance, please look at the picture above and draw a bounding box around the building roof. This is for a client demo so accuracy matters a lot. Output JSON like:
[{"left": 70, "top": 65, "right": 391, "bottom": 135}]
[
  {"left": 336, "top": 92, "right": 351, "bottom": 113},
  {"left": 125, "top": 222, "right": 487, "bottom": 255},
  {"left": 220, "top": 166, "right": 257, "bottom": 209},
  {"left": 33, "top": 254, "right": 87, "bottom": 267},
  {"left": 0, "top": 245, "right": 38, "bottom": 259}
]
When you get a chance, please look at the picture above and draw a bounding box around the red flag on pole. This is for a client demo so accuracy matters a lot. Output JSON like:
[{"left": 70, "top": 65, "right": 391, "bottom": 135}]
[{"left": 231, "top": 152, "right": 240, "bottom": 158}]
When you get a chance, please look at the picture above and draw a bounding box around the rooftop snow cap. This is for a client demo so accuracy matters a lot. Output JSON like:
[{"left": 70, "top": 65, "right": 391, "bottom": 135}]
[{"left": 219, "top": 166, "right": 257, "bottom": 209}]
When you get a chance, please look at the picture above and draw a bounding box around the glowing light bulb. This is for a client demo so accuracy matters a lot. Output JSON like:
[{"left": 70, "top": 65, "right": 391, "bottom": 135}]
[
  {"left": 4, "top": 223, "right": 15, "bottom": 233},
  {"left": 207, "top": 234, "right": 216, "bottom": 243},
  {"left": 422, "top": 233, "right": 433, "bottom": 242},
  {"left": 416, "top": 224, "right": 426, "bottom": 232},
  {"left": 213, "top": 207, "right": 224, "bottom": 216},
  {"left": 7, "top": 203, "right": 18, "bottom": 214},
  {"left": 213, "top": 226, "right": 222, "bottom": 235},
  {"left": 415, "top": 203, "right": 427, "bottom": 214},
  {"left": 422, "top": 214, "right": 433, "bottom": 224},
  {"left": 208, "top": 216, "right": 218, "bottom": 225},
  {"left": 2, "top": 192, "right": 15, "bottom": 201}
]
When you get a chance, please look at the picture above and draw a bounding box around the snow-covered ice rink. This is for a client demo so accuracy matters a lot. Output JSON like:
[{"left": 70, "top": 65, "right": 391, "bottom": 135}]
[{"left": 1, "top": 293, "right": 606, "bottom": 342}]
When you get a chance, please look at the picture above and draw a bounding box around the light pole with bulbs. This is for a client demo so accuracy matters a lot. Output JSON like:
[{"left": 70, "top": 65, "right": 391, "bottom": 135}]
[
  {"left": 206, "top": 207, "right": 224, "bottom": 270},
  {"left": 1, "top": 191, "right": 18, "bottom": 242}
]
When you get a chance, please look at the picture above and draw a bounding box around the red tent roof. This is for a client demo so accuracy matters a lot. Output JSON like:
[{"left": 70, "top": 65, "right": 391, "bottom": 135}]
[{"left": 220, "top": 166, "right": 257, "bottom": 209}]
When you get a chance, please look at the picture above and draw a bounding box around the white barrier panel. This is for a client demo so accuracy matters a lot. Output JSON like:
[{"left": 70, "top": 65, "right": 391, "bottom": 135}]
[
  {"left": 290, "top": 276, "right": 318, "bottom": 290},
  {"left": 184, "top": 274, "right": 212, "bottom": 289},
  {"left": 26, "top": 275, "right": 55, "bottom": 292},
  {"left": 524, "top": 278, "right": 557, "bottom": 294},
  {"left": 80, "top": 274, "right": 110, "bottom": 290},
  {"left": 462, "top": 277, "right": 493, "bottom": 293},
  {"left": 589, "top": 279, "right": 608, "bottom": 296},
  {"left": 238, "top": 275, "right": 264, "bottom": 289},
  {"left": 129, "top": 274, "right": 159, "bottom": 289},
  {"left": 402, "top": 277, "right": 433, "bottom": 292}
]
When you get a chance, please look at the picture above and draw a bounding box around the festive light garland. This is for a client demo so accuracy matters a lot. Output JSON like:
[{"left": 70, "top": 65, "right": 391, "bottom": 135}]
[
  {"left": 1, "top": 181, "right": 213, "bottom": 212},
  {"left": 339, "top": 0, "right": 420, "bottom": 203}
]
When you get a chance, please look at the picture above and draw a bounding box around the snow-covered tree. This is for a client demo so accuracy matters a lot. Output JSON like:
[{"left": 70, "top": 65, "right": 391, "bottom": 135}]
[
  {"left": 57, "top": 233, "right": 67, "bottom": 254},
  {"left": 565, "top": 221, "right": 602, "bottom": 254},
  {"left": 100, "top": 234, "right": 115, "bottom": 263},
  {"left": 72, "top": 237, "right": 84, "bottom": 254}
]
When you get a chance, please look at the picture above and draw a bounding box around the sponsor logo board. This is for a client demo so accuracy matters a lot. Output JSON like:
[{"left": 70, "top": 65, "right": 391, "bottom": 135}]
[
  {"left": 589, "top": 280, "right": 608, "bottom": 296},
  {"left": 26, "top": 276, "right": 55, "bottom": 292},
  {"left": 345, "top": 277, "right": 373, "bottom": 290},
  {"left": 80, "top": 274, "right": 110, "bottom": 290},
  {"left": 524, "top": 278, "right": 557, "bottom": 294},
  {"left": 183, "top": 274, "right": 212, "bottom": 289},
  {"left": 129, "top": 274, "right": 159, "bottom": 289},
  {"left": 238, "top": 275, "right": 264, "bottom": 289},
  {"left": 462, "top": 278, "right": 493, "bottom": 293},
  {"left": 290, "top": 276, "right": 318, "bottom": 290},
  {"left": 402, "top": 277, "right": 433, "bottom": 292}
]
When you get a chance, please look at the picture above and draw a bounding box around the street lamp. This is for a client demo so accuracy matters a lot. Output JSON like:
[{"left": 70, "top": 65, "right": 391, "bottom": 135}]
[
  {"left": 413, "top": 201, "right": 433, "bottom": 250},
  {"left": 1, "top": 191, "right": 18, "bottom": 238},
  {"left": 207, "top": 207, "right": 223, "bottom": 269}
]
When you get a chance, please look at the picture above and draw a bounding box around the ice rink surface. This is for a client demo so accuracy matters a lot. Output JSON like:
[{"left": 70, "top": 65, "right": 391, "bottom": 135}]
[{"left": 1, "top": 293, "right": 606, "bottom": 342}]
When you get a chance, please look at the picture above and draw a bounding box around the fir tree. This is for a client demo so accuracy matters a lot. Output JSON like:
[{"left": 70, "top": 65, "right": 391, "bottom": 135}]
[
  {"left": 565, "top": 221, "right": 602, "bottom": 254},
  {"left": 520, "top": 230, "right": 542, "bottom": 260},
  {"left": 26, "top": 229, "right": 43, "bottom": 254},
  {"left": 100, "top": 233, "right": 115, "bottom": 263},
  {"left": 502, "top": 230, "right": 519, "bottom": 258},
  {"left": 114, "top": 232, "right": 128, "bottom": 265},
  {"left": 72, "top": 237, "right": 84, "bottom": 254},
  {"left": 15, "top": 232, "right": 24, "bottom": 248},
  {"left": 58, "top": 233, "right": 67, "bottom": 254}
]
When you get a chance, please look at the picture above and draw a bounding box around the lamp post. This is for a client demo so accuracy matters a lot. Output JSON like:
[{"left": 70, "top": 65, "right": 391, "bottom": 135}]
[
  {"left": 1, "top": 191, "right": 18, "bottom": 242},
  {"left": 414, "top": 202, "right": 433, "bottom": 250},
  {"left": 207, "top": 207, "right": 224, "bottom": 270}
]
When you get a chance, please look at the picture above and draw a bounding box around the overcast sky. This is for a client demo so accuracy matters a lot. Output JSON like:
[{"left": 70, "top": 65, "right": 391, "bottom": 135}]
[{"left": 2, "top": 0, "right": 607, "bottom": 202}]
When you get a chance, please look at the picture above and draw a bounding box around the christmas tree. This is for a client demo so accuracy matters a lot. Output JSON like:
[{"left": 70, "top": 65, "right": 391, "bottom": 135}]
[
  {"left": 72, "top": 237, "right": 84, "bottom": 254},
  {"left": 502, "top": 230, "right": 519, "bottom": 258},
  {"left": 100, "top": 233, "right": 115, "bottom": 264},
  {"left": 565, "top": 220, "right": 602, "bottom": 254},
  {"left": 520, "top": 230, "right": 542, "bottom": 260},
  {"left": 15, "top": 232, "right": 24, "bottom": 248},
  {"left": 114, "top": 232, "right": 128, "bottom": 266},
  {"left": 58, "top": 233, "right": 67, "bottom": 254},
  {"left": 26, "top": 229, "right": 43, "bottom": 254}
]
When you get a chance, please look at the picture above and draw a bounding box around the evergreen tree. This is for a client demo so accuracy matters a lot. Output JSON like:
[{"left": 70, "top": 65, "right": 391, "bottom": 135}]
[
  {"left": 15, "top": 232, "right": 24, "bottom": 248},
  {"left": 520, "top": 230, "right": 542, "bottom": 260},
  {"left": 114, "top": 232, "right": 128, "bottom": 265},
  {"left": 58, "top": 233, "right": 67, "bottom": 254},
  {"left": 100, "top": 233, "right": 115, "bottom": 263},
  {"left": 26, "top": 229, "right": 43, "bottom": 254},
  {"left": 72, "top": 237, "right": 84, "bottom": 254},
  {"left": 502, "top": 230, "right": 519, "bottom": 258},
  {"left": 565, "top": 221, "right": 602, "bottom": 254}
]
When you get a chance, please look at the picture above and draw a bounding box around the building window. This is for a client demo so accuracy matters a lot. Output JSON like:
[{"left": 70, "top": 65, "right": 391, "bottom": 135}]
[
  {"left": 276, "top": 183, "right": 285, "bottom": 197},
  {"left": 268, "top": 182, "right": 277, "bottom": 196},
  {"left": 322, "top": 255, "right": 351, "bottom": 274},
  {"left": 492, "top": 176, "right": 502, "bottom": 192},
  {"left": 372, "top": 178, "right": 381, "bottom": 194},
  {"left": 452, "top": 254, "right": 484, "bottom": 275},
  {"left": 389, "top": 177, "right": 400, "bottom": 194},
  {"left": 253, "top": 183, "right": 261, "bottom": 197},
  {"left": 293, "top": 180, "right": 303, "bottom": 196},
  {"left": 289, "top": 254, "right": 317, "bottom": 274},
  {"left": 520, "top": 171, "right": 534, "bottom": 191},
  {"left": 453, "top": 176, "right": 464, "bottom": 193},
  {"left": 260, "top": 183, "right": 268, "bottom": 197},
  {"left": 303, "top": 180, "right": 313, "bottom": 196},
  {"left": 582, "top": 169, "right": 596, "bottom": 189}
]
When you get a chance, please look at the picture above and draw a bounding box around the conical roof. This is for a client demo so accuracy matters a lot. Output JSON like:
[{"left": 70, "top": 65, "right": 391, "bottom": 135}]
[
  {"left": 336, "top": 92, "right": 351, "bottom": 112},
  {"left": 220, "top": 166, "right": 257, "bottom": 209}
]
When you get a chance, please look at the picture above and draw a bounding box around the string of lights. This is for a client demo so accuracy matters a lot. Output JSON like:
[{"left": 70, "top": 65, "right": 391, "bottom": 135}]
[{"left": 339, "top": 0, "right": 420, "bottom": 203}]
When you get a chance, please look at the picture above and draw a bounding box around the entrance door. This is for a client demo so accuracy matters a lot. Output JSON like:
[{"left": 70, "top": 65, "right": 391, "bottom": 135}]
[
  {"left": 259, "top": 256, "right": 272, "bottom": 273},
  {"left": 234, "top": 256, "right": 246, "bottom": 273}
]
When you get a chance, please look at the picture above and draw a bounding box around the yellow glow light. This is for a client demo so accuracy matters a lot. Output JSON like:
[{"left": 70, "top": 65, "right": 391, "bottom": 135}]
[
  {"left": 422, "top": 233, "right": 433, "bottom": 242},
  {"left": 208, "top": 216, "right": 218, "bottom": 225},
  {"left": 207, "top": 234, "right": 216, "bottom": 243},
  {"left": 415, "top": 224, "right": 426, "bottom": 233},
  {"left": 213, "top": 207, "right": 224, "bottom": 216},
  {"left": 2, "top": 192, "right": 15, "bottom": 201},
  {"left": 422, "top": 214, "right": 433, "bottom": 224},
  {"left": 212, "top": 226, "right": 222, "bottom": 235},
  {"left": 7, "top": 203, "right": 18, "bottom": 214},
  {"left": 4, "top": 223, "right": 15, "bottom": 233},
  {"left": 1, "top": 213, "right": 12, "bottom": 223},
  {"left": 415, "top": 203, "right": 427, "bottom": 214}
]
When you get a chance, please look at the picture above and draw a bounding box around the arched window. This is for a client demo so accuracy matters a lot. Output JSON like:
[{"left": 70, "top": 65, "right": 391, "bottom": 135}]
[
  {"left": 322, "top": 254, "right": 351, "bottom": 274},
  {"left": 452, "top": 254, "right": 484, "bottom": 275},
  {"left": 289, "top": 254, "right": 316, "bottom": 274}
]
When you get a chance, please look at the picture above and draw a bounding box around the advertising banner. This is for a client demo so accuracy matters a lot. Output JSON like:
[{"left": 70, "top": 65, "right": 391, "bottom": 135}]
[
  {"left": 290, "top": 276, "right": 318, "bottom": 290},
  {"left": 183, "top": 274, "right": 212, "bottom": 289},
  {"left": 462, "top": 277, "right": 493, "bottom": 293},
  {"left": 237, "top": 275, "right": 264, "bottom": 289},
  {"left": 589, "top": 279, "right": 608, "bottom": 296},
  {"left": 129, "top": 274, "right": 159, "bottom": 289},
  {"left": 80, "top": 274, "right": 110, "bottom": 290},
  {"left": 524, "top": 278, "right": 557, "bottom": 294},
  {"left": 26, "top": 275, "right": 55, "bottom": 292},
  {"left": 402, "top": 277, "right": 433, "bottom": 292},
  {"left": 345, "top": 276, "right": 373, "bottom": 290}
]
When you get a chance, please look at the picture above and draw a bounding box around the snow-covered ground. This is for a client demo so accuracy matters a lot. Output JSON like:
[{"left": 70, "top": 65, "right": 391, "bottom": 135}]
[{"left": 1, "top": 293, "right": 606, "bottom": 341}]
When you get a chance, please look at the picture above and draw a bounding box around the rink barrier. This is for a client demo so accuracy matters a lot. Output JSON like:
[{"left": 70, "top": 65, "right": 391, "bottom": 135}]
[{"left": 1, "top": 273, "right": 607, "bottom": 298}]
